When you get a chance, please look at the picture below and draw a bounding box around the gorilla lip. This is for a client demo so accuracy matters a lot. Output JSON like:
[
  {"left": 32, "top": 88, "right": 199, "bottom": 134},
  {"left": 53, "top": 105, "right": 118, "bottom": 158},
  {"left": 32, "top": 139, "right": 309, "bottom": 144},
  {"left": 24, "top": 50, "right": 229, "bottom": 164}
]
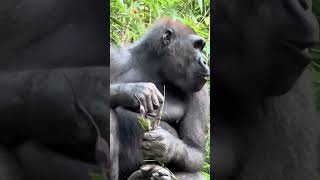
[
  {"left": 198, "top": 74, "right": 210, "bottom": 81},
  {"left": 282, "top": 40, "right": 316, "bottom": 62}
]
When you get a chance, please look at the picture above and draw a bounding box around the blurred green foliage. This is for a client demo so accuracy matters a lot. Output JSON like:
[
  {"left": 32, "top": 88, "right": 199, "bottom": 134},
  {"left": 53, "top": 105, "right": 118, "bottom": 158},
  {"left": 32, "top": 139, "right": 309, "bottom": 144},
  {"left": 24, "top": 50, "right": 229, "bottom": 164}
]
[
  {"left": 110, "top": 0, "right": 210, "bottom": 179},
  {"left": 110, "top": 0, "right": 210, "bottom": 58}
]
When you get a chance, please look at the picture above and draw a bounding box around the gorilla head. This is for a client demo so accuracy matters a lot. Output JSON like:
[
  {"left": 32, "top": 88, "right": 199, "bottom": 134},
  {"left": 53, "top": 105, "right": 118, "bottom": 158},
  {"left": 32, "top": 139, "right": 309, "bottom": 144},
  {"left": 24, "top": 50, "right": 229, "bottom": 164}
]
[
  {"left": 129, "top": 18, "right": 210, "bottom": 93},
  {"left": 214, "top": 0, "right": 319, "bottom": 97}
]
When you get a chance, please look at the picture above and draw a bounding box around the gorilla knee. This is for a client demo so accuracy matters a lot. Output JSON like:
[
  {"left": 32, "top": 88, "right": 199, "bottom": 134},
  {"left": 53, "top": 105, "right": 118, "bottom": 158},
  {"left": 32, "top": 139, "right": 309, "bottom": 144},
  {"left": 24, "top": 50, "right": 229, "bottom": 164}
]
[{"left": 175, "top": 172, "right": 205, "bottom": 180}]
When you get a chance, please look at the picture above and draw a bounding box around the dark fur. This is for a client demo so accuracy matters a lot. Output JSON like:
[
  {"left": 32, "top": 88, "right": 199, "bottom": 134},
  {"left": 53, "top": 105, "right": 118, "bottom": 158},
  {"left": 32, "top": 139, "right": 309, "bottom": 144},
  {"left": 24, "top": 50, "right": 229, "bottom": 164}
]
[
  {"left": 110, "top": 19, "right": 210, "bottom": 179},
  {"left": 0, "top": 0, "right": 106, "bottom": 70},
  {"left": 0, "top": 1, "right": 108, "bottom": 180},
  {"left": 213, "top": 0, "right": 320, "bottom": 179}
]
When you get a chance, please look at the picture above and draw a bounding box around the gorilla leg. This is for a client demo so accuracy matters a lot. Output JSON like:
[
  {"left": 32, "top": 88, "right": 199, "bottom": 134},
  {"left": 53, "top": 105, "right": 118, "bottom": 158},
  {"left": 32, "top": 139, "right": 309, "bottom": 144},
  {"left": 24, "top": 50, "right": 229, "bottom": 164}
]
[
  {"left": 175, "top": 172, "right": 205, "bottom": 180},
  {"left": 110, "top": 109, "right": 119, "bottom": 180},
  {"left": 0, "top": 147, "right": 24, "bottom": 180},
  {"left": 127, "top": 167, "right": 205, "bottom": 180}
]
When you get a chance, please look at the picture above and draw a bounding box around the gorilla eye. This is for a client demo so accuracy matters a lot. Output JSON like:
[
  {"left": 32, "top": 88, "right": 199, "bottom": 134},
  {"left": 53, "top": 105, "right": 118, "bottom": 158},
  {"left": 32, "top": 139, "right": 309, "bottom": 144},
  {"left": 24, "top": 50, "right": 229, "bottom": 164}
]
[
  {"left": 194, "top": 39, "right": 206, "bottom": 51},
  {"left": 163, "top": 29, "right": 173, "bottom": 46},
  {"left": 298, "top": 0, "right": 309, "bottom": 10}
]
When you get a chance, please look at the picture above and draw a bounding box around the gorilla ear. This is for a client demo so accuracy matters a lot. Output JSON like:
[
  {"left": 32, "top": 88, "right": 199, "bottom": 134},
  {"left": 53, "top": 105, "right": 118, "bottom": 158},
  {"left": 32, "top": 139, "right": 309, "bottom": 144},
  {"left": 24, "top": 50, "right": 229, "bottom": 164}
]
[{"left": 162, "top": 29, "right": 173, "bottom": 46}]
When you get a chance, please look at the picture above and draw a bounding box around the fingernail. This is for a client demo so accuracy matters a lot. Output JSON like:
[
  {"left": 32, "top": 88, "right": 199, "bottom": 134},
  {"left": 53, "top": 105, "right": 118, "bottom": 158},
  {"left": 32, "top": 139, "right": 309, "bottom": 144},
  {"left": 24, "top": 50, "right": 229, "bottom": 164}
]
[
  {"left": 141, "top": 166, "right": 150, "bottom": 171},
  {"left": 140, "top": 105, "right": 145, "bottom": 114}
]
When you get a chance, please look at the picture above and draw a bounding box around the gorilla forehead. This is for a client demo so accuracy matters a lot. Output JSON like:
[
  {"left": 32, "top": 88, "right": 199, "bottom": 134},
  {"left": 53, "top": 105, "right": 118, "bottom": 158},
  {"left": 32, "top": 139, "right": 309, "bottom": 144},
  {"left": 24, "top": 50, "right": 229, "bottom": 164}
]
[
  {"left": 156, "top": 18, "right": 196, "bottom": 34},
  {"left": 142, "top": 18, "right": 196, "bottom": 40}
]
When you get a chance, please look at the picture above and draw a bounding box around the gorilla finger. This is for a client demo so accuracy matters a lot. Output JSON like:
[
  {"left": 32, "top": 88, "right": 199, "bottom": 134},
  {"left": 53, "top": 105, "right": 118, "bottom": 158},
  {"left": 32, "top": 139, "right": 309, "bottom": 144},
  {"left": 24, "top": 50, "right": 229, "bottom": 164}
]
[
  {"left": 154, "top": 88, "right": 164, "bottom": 103},
  {"left": 142, "top": 141, "right": 166, "bottom": 152},
  {"left": 138, "top": 94, "right": 147, "bottom": 113},
  {"left": 157, "top": 176, "right": 171, "bottom": 180},
  {"left": 144, "top": 131, "right": 164, "bottom": 141},
  {"left": 153, "top": 175, "right": 171, "bottom": 180},
  {"left": 140, "top": 104, "right": 145, "bottom": 114},
  {"left": 151, "top": 93, "right": 160, "bottom": 109},
  {"left": 142, "top": 141, "right": 153, "bottom": 149},
  {"left": 140, "top": 164, "right": 158, "bottom": 172},
  {"left": 146, "top": 94, "right": 154, "bottom": 112},
  {"left": 142, "top": 150, "right": 155, "bottom": 158},
  {"left": 150, "top": 165, "right": 163, "bottom": 173},
  {"left": 156, "top": 168, "right": 171, "bottom": 176}
]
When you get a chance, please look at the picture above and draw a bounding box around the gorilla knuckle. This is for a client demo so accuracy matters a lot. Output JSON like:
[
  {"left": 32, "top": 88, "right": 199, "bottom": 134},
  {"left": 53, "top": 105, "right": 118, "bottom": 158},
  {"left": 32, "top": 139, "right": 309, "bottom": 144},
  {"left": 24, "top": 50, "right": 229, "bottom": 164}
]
[
  {"left": 137, "top": 94, "right": 146, "bottom": 101},
  {"left": 144, "top": 133, "right": 153, "bottom": 140},
  {"left": 146, "top": 82, "right": 155, "bottom": 87},
  {"left": 142, "top": 142, "right": 152, "bottom": 149},
  {"left": 159, "top": 142, "right": 168, "bottom": 151},
  {"left": 143, "top": 89, "right": 151, "bottom": 96}
]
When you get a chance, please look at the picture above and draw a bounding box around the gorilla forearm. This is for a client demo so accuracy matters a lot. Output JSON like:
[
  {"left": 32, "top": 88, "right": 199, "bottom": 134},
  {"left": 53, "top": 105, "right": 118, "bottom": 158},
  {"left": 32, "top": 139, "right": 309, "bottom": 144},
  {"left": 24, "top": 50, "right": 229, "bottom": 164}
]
[
  {"left": 110, "top": 83, "right": 131, "bottom": 108},
  {"left": 0, "top": 67, "right": 107, "bottom": 145},
  {"left": 172, "top": 88, "right": 209, "bottom": 171},
  {"left": 169, "top": 137, "right": 204, "bottom": 171}
]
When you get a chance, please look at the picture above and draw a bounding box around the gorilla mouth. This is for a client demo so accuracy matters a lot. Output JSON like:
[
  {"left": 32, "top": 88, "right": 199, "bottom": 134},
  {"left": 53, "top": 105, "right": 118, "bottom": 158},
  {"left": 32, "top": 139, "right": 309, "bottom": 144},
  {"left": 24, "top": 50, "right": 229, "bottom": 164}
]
[
  {"left": 198, "top": 73, "right": 210, "bottom": 81},
  {"left": 282, "top": 40, "right": 317, "bottom": 62}
]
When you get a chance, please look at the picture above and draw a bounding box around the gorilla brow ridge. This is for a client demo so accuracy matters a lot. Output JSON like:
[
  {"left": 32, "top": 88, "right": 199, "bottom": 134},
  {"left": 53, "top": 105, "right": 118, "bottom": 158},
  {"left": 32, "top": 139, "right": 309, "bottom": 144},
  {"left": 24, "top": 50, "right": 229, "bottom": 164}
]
[{"left": 157, "top": 17, "right": 195, "bottom": 34}]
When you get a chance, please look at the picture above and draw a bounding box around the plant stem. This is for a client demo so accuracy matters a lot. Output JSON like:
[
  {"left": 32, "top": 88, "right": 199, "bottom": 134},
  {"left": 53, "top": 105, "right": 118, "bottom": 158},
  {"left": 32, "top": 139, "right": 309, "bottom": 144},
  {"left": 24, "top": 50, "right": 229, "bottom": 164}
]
[{"left": 157, "top": 85, "right": 166, "bottom": 127}]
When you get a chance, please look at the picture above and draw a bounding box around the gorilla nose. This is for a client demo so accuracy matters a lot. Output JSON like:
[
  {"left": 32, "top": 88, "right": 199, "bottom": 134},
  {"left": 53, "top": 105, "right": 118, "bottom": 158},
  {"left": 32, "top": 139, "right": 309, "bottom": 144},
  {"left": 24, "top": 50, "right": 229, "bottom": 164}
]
[
  {"left": 298, "top": 0, "right": 309, "bottom": 10},
  {"left": 198, "top": 58, "right": 210, "bottom": 76},
  {"left": 191, "top": 35, "right": 206, "bottom": 51}
]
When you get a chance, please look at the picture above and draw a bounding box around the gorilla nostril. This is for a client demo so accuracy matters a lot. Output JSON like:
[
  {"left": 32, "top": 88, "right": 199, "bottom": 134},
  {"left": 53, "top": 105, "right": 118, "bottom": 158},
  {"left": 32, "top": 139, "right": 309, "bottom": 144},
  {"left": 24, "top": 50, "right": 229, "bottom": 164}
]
[
  {"left": 203, "top": 60, "right": 207, "bottom": 65},
  {"left": 194, "top": 39, "right": 205, "bottom": 51},
  {"left": 298, "top": 0, "right": 309, "bottom": 10},
  {"left": 198, "top": 58, "right": 207, "bottom": 67}
]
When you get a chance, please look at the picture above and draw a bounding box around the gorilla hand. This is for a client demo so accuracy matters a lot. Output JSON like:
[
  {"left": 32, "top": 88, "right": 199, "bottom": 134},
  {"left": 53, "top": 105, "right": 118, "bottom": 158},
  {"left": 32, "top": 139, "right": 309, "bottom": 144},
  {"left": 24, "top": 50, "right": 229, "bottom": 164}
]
[
  {"left": 110, "top": 83, "right": 164, "bottom": 113},
  {"left": 142, "top": 128, "right": 177, "bottom": 164},
  {"left": 128, "top": 164, "right": 173, "bottom": 180}
]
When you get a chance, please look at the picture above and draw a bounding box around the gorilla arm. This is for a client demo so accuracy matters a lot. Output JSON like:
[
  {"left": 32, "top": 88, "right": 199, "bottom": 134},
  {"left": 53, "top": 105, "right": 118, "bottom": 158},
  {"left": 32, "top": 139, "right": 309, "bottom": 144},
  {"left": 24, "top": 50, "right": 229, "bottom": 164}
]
[
  {"left": 110, "top": 82, "right": 164, "bottom": 112},
  {"left": 142, "top": 87, "right": 209, "bottom": 172},
  {"left": 0, "top": 67, "right": 107, "bottom": 145},
  {"left": 172, "top": 88, "right": 209, "bottom": 171}
]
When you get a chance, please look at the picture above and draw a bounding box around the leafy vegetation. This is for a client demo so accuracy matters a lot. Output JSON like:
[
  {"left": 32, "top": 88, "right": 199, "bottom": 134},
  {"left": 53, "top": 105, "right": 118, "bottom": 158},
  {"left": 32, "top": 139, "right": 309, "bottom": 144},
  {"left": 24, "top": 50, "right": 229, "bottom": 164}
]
[{"left": 110, "top": 0, "right": 211, "bottom": 179}]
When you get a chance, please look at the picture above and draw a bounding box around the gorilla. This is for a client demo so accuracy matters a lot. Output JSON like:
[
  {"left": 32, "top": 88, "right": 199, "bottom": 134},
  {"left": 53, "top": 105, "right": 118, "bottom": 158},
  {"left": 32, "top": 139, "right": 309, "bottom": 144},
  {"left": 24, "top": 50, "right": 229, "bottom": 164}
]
[
  {"left": 0, "top": 0, "right": 106, "bottom": 69},
  {"left": 213, "top": 0, "right": 320, "bottom": 180},
  {"left": 110, "top": 18, "right": 210, "bottom": 180},
  {"left": 0, "top": 0, "right": 109, "bottom": 180}
]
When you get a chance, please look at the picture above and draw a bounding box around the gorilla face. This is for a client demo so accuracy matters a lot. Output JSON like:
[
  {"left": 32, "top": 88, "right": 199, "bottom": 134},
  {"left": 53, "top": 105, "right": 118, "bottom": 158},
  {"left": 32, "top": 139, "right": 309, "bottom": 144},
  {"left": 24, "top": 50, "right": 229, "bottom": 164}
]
[
  {"left": 158, "top": 20, "right": 210, "bottom": 93},
  {"left": 214, "top": 0, "right": 319, "bottom": 97}
]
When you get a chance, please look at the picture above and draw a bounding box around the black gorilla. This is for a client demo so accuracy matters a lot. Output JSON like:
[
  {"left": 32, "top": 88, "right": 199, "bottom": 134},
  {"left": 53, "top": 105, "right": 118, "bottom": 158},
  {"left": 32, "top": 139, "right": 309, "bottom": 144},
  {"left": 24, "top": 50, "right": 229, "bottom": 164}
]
[
  {"left": 110, "top": 19, "right": 210, "bottom": 180},
  {"left": 0, "top": 1, "right": 108, "bottom": 180},
  {"left": 213, "top": 0, "right": 320, "bottom": 180},
  {"left": 0, "top": 0, "right": 106, "bottom": 69}
]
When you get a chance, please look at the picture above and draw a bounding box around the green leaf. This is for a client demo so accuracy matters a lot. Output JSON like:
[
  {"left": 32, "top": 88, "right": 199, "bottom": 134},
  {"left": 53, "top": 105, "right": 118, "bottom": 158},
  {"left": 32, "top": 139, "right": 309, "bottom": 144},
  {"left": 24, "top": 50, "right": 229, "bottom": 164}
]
[
  {"left": 137, "top": 115, "right": 152, "bottom": 131},
  {"left": 89, "top": 173, "right": 105, "bottom": 180},
  {"left": 110, "top": 17, "right": 124, "bottom": 27},
  {"left": 197, "top": 0, "right": 205, "bottom": 15},
  {"left": 202, "top": 171, "right": 210, "bottom": 180}
]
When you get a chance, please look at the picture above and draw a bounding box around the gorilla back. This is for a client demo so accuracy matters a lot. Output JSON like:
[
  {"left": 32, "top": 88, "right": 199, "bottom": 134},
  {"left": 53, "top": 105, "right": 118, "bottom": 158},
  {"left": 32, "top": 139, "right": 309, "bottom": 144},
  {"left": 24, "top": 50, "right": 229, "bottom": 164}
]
[{"left": 213, "top": 0, "right": 320, "bottom": 180}]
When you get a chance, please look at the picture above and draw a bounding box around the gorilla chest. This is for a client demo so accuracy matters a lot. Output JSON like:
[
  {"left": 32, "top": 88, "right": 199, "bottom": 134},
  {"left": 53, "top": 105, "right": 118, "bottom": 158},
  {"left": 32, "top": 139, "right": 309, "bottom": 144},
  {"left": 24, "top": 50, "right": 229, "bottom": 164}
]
[{"left": 159, "top": 93, "right": 186, "bottom": 124}]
